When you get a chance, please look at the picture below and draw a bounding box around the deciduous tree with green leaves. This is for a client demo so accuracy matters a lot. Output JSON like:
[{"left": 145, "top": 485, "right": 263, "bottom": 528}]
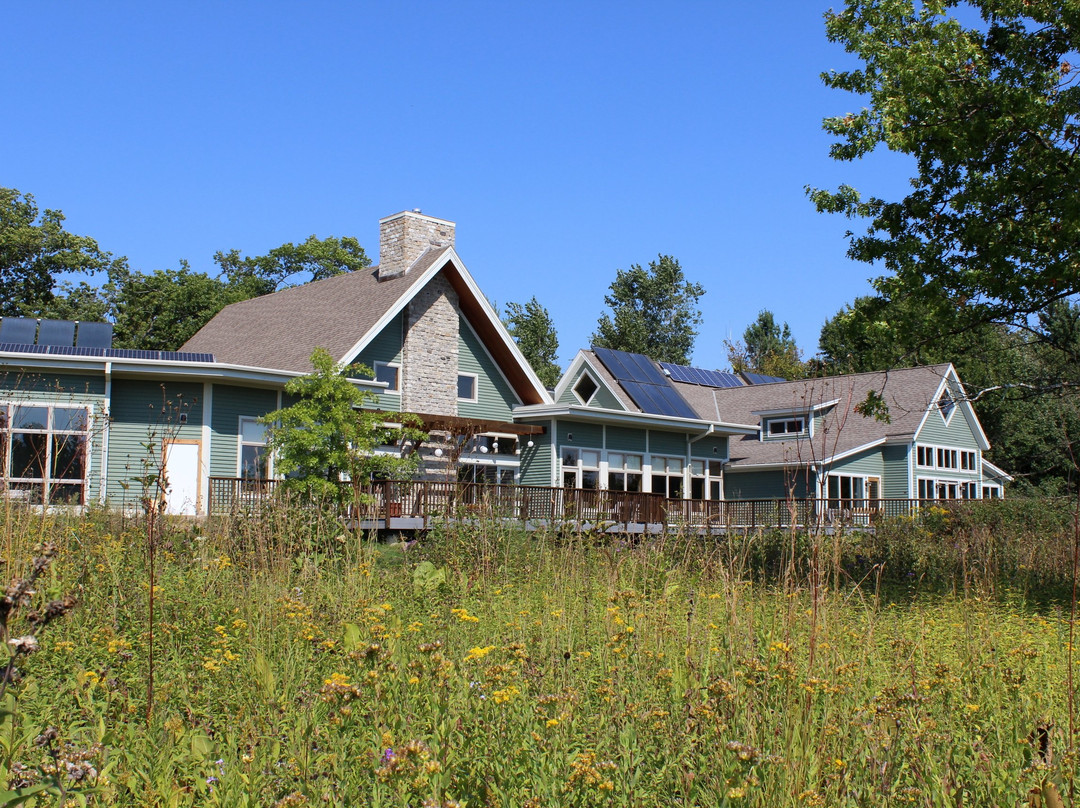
[
  {"left": 0, "top": 187, "right": 126, "bottom": 317},
  {"left": 504, "top": 297, "right": 561, "bottom": 389},
  {"left": 261, "top": 348, "right": 426, "bottom": 507},
  {"left": 810, "top": 0, "right": 1080, "bottom": 344},
  {"left": 726, "top": 309, "right": 806, "bottom": 380},
  {"left": 591, "top": 254, "right": 704, "bottom": 365},
  {"left": 214, "top": 235, "right": 371, "bottom": 297}
]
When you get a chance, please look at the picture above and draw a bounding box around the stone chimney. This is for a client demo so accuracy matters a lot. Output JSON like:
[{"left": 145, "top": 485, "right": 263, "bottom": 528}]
[{"left": 377, "top": 210, "right": 455, "bottom": 281}]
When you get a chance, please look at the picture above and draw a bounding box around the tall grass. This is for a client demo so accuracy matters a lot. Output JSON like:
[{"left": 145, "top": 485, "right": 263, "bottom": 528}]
[{"left": 0, "top": 500, "right": 1076, "bottom": 806}]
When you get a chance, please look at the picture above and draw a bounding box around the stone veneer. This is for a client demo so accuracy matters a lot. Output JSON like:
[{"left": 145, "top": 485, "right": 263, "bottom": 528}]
[
  {"left": 378, "top": 211, "right": 455, "bottom": 280},
  {"left": 401, "top": 272, "right": 460, "bottom": 417}
]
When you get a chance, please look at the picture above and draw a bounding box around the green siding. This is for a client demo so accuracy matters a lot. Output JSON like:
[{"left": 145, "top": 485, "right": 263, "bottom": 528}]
[
  {"left": 725, "top": 470, "right": 809, "bottom": 499},
  {"left": 829, "top": 449, "right": 884, "bottom": 479},
  {"left": 458, "top": 318, "right": 519, "bottom": 421},
  {"left": 691, "top": 436, "right": 728, "bottom": 459},
  {"left": 556, "top": 421, "right": 603, "bottom": 448},
  {"left": 352, "top": 313, "right": 404, "bottom": 371},
  {"left": 648, "top": 430, "right": 687, "bottom": 457},
  {"left": 0, "top": 370, "right": 107, "bottom": 504},
  {"left": 606, "top": 426, "right": 646, "bottom": 453},
  {"left": 915, "top": 399, "right": 980, "bottom": 451},
  {"left": 557, "top": 370, "right": 625, "bottom": 410},
  {"left": 106, "top": 380, "right": 204, "bottom": 508},
  {"left": 209, "top": 385, "right": 279, "bottom": 478},
  {"left": 883, "top": 445, "right": 910, "bottom": 498},
  {"left": 352, "top": 313, "right": 404, "bottom": 410},
  {"left": 519, "top": 429, "right": 553, "bottom": 486}
]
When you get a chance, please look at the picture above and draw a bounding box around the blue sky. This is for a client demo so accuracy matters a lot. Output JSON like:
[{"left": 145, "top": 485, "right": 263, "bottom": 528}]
[{"left": 6, "top": 2, "right": 916, "bottom": 369}]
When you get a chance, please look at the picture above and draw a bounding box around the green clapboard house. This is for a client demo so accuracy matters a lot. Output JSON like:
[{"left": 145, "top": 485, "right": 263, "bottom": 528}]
[{"left": 0, "top": 211, "right": 1010, "bottom": 517}]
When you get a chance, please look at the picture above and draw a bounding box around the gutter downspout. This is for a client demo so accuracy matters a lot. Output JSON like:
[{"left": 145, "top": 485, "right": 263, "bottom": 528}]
[{"left": 99, "top": 361, "right": 111, "bottom": 506}]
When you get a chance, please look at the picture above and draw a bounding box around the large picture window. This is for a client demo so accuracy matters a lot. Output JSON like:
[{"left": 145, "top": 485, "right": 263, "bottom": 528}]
[
  {"left": 607, "top": 452, "right": 643, "bottom": 493},
  {"left": 1, "top": 403, "right": 90, "bottom": 505},
  {"left": 650, "top": 456, "right": 684, "bottom": 498}
]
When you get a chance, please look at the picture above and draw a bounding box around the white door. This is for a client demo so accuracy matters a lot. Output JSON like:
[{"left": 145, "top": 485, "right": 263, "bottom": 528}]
[{"left": 164, "top": 442, "right": 200, "bottom": 515}]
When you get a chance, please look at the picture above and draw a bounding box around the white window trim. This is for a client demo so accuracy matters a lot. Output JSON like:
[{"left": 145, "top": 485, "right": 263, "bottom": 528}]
[
  {"left": 762, "top": 415, "right": 808, "bottom": 440},
  {"left": 917, "top": 476, "right": 980, "bottom": 500},
  {"left": 457, "top": 372, "right": 479, "bottom": 403},
  {"left": 374, "top": 361, "right": 401, "bottom": 394},
  {"left": 1, "top": 400, "right": 94, "bottom": 506},
  {"left": 237, "top": 416, "right": 272, "bottom": 479},
  {"left": 938, "top": 390, "right": 957, "bottom": 425},
  {"left": 572, "top": 371, "right": 600, "bottom": 406},
  {"left": 915, "top": 443, "right": 978, "bottom": 473}
]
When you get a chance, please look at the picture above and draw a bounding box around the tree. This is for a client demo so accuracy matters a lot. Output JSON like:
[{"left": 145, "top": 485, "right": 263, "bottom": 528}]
[
  {"left": 504, "top": 297, "right": 561, "bottom": 389},
  {"left": 0, "top": 187, "right": 125, "bottom": 317},
  {"left": 214, "top": 235, "right": 371, "bottom": 297},
  {"left": 109, "top": 263, "right": 242, "bottom": 351},
  {"left": 591, "top": 255, "right": 705, "bottom": 364},
  {"left": 726, "top": 310, "right": 806, "bottom": 380},
  {"left": 810, "top": 1, "right": 1080, "bottom": 343},
  {"left": 261, "top": 348, "right": 426, "bottom": 505}
]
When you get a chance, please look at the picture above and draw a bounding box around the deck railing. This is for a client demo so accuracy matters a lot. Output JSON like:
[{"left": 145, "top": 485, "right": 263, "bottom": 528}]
[{"left": 209, "top": 476, "right": 978, "bottom": 530}]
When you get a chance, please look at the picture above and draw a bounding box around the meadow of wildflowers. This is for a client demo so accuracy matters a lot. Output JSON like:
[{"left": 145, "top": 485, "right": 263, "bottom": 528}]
[{"left": 0, "top": 502, "right": 1076, "bottom": 806}]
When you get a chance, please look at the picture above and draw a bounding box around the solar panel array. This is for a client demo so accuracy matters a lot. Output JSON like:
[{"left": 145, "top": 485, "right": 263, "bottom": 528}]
[
  {"left": 0, "top": 318, "right": 38, "bottom": 345},
  {"left": 37, "top": 320, "right": 76, "bottom": 347},
  {"left": 592, "top": 347, "right": 699, "bottom": 419},
  {"left": 0, "top": 342, "right": 215, "bottom": 363},
  {"left": 742, "top": 372, "right": 787, "bottom": 385},
  {"left": 76, "top": 321, "right": 113, "bottom": 349},
  {"left": 659, "top": 361, "right": 744, "bottom": 389}
]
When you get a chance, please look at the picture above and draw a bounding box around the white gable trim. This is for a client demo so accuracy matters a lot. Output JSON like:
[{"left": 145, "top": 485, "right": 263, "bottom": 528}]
[
  {"left": 338, "top": 247, "right": 552, "bottom": 406},
  {"left": 459, "top": 315, "right": 523, "bottom": 407},
  {"left": 552, "top": 351, "right": 628, "bottom": 411},
  {"left": 912, "top": 365, "right": 990, "bottom": 451}
]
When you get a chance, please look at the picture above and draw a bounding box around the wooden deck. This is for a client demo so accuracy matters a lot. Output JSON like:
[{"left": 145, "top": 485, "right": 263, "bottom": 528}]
[{"left": 209, "top": 477, "right": 962, "bottom": 532}]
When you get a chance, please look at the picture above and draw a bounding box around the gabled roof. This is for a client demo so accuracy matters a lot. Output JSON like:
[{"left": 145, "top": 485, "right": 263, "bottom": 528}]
[
  {"left": 182, "top": 247, "right": 551, "bottom": 406},
  {"left": 678, "top": 364, "right": 961, "bottom": 468}
]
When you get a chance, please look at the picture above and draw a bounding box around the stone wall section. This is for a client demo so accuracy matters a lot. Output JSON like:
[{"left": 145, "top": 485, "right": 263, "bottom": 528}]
[
  {"left": 378, "top": 211, "right": 456, "bottom": 280},
  {"left": 402, "top": 272, "right": 460, "bottom": 416}
]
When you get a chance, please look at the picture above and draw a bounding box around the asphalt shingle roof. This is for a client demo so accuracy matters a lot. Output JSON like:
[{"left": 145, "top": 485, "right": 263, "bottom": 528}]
[
  {"left": 182, "top": 248, "right": 451, "bottom": 373},
  {"left": 673, "top": 364, "right": 955, "bottom": 467}
]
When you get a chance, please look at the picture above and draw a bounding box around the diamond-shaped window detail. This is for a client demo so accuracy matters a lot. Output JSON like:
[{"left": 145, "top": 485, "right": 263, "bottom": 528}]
[
  {"left": 938, "top": 390, "right": 955, "bottom": 421},
  {"left": 574, "top": 373, "right": 598, "bottom": 405}
]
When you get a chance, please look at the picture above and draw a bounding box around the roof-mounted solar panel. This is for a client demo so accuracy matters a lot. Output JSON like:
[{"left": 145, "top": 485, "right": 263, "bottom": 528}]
[
  {"left": 743, "top": 372, "right": 787, "bottom": 385},
  {"left": 37, "top": 320, "right": 76, "bottom": 347},
  {"left": 659, "top": 361, "right": 744, "bottom": 388},
  {"left": 76, "top": 321, "right": 113, "bottom": 349},
  {"left": 592, "top": 347, "right": 699, "bottom": 419},
  {"left": 0, "top": 318, "right": 38, "bottom": 345}
]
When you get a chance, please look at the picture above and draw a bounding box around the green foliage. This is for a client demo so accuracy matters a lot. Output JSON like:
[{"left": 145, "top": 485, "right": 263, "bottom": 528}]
[
  {"left": 811, "top": 0, "right": 1080, "bottom": 336},
  {"left": 591, "top": 254, "right": 704, "bottom": 364},
  {"left": 726, "top": 309, "right": 806, "bottom": 380},
  {"left": 214, "top": 235, "right": 371, "bottom": 297},
  {"left": 503, "top": 297, "right": 561, "bottom": 389},
  {"left": 262, "top": 348, "right": 426, "bottom": 505},
  {"left": 2, "top": 507, "right": 1077, "bottom": 806},
  {"left": 0, "top": 188, "right": 126, "bottom": 317}
]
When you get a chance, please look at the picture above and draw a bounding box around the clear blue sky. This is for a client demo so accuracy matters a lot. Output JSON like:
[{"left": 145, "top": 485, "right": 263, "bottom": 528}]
[{"left": 6, "top": 1, "right": 916, "bottom": 370}]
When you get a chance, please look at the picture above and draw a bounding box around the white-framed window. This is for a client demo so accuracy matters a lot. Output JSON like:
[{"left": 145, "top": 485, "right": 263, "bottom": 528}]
[
  {"left": 561, "top": 447, "right": 600, "bottom": 489},
  {"left": 916, "top": 445, "right": 934, "bottom": 467},
  {"left": 0, "top": 402, "right": 90, "bottom": 505},
  {"left": 765, "top": 416, "right": 806, "bottom": 438},
  {"left": 689, "top": 459, "right": 724, "bottom": 500},
  {"left": 650, "top": 455, "right": 684, "bottom": 498},
  {"left": 467, "top": 434, "right": 517, "bottom": 456},
  {"left": 982, "top": 484, "right": 1002, "bottom": 499},
  {"left": 937, "top": 448, "right": 958, "bottom": 470},
  {"left": 374, "top": 362, "right": 400, "bottom": 393},
  {"left": 918, "top": 477, "right": 979, "bottom": 501},
  {"left": 573, "top": 373, "right": 599, "bottom": 405},
  {"left": 960, "top": 450, "right": 977, "bottom": 471},
  {"left": 938, "top": 390, "right": 955, "bottom": 422},
  {"left": 607, "top": 452, "right": 643, "bottom": 493},
  {"left": 238, "top": 417, "right": 270, "bottom": 480},
  {"left": 457, "top": 373, "right": 478, "bottom": 402},
  {"left": 826, "top": 473, "right": 865, "bottom": 506}
]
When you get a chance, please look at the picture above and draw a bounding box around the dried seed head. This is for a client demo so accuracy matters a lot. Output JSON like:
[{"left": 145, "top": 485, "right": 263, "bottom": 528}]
[{"left": 8, "top": 635, "right": 39, "bottom": 655}]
